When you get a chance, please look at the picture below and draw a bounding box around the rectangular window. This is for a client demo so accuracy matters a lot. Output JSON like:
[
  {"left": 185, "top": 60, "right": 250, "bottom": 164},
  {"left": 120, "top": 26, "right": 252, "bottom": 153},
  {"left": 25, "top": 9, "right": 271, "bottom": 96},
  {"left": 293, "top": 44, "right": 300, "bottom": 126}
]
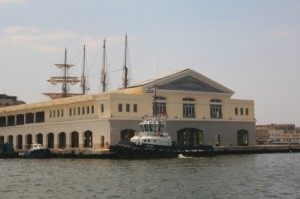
[
  {"left": 153, "top": 102, "right": 166, "bottom": 116},
  {"left": 246, "top": 108, "right": 249, "bottom": 115},
  {"left": 126, "top": 104, "right": 130, "bottom": 112},
  {"left": 118, "top": 104, "right": 123, "bottom": 112},
  {"left": 240, "top": 108, "right": 244, "bottom": 115},
  {"left": 183, "top": 104, "right": 195, "bottom": 118},
  {"left": 101, "top": 104, "right": 104, "bottom": 113},
  {"left": 69, "top": 108, "right": 72, "bottom": 116},
  {"left": 73, "top": 107, "right": 76, "bottom": 116},
  {"left": 91, "top": 105, "right": 94, "bottom": 114},
  {"left": 133, "top": 104, "right": 138, "bottom": 112},
  {"left": 57, "top": 110, "right": 60, "bottom": 117},
  {"left": 87, "top": 106, "right": 90, "bottom": 114},
  {"left": 82, "top": 107, "right": 85, "bottom": 115},
  {"left": 210, "top": 105, "right": 222, "bottom": 119},
  {"left": 61, "top": 109, "right": 64, "bottom": 117},
  {"left": 78, "top": 107, "right": 80, "bottom": 115},
  {"left": 50, "top": 111, "right": 52, "bottom": 118},
  {"left": 235, "top": 108, "right": 238, "bottom": 115},
  {"left": 53, "top": 110, "right": 55, "bottom": 118}
]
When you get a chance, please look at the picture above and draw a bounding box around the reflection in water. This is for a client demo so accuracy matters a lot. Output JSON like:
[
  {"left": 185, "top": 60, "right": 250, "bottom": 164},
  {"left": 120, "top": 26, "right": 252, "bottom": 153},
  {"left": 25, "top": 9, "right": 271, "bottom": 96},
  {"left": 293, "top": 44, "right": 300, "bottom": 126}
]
[{"left": 0, "top": 154, "right": 300, "bottom": 199}]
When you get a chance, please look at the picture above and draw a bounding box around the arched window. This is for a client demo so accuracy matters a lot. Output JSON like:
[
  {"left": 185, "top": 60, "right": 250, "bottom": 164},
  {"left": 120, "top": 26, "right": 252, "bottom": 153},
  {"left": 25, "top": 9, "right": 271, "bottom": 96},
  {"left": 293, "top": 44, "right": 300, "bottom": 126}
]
[
  {"left": 84, "top": 131, "right": 93, "bottom": 148},
  {"left": 210, "top": 99, "right": 222, "bottom": 119},
  {"left": 59, "top": 132, "right": 66, "bottom": 148},
  {"left": 183, "top": 98, "right": 195, "bottom": 118},
  {"left": 47, "top": 133, "right": 54, "bottom": 148},
  {"left": 17, "top": 135, "right": 23, "bottom": 149},
  {"left": 36, "top": 133, "right": 43, "bottom": 145},
  {"left": 71, "top": 131, "right": 79, "bottom": 148}
]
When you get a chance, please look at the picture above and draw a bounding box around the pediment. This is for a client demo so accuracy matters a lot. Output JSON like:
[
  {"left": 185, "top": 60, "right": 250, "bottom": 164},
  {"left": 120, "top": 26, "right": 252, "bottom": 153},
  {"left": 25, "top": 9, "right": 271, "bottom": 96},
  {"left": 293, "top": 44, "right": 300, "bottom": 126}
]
[{"left": 158, "top": 75, "right": 223, "bottom": 93}]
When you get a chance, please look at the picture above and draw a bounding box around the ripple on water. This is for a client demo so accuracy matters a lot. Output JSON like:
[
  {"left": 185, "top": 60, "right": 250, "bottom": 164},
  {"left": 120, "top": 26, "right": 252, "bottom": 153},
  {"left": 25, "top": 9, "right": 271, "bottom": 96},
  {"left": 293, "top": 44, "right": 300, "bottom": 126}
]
[{"left": 0, "top": 154, "right": 300, "bottom": 198}]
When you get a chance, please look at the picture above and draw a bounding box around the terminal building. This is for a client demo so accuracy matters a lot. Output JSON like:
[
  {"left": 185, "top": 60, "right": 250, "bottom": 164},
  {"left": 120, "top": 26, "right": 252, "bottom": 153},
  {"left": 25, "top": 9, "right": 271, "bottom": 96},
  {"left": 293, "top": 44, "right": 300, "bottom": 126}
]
[{"left": 0, "top": 69, "right": 255, "bottom": 151}]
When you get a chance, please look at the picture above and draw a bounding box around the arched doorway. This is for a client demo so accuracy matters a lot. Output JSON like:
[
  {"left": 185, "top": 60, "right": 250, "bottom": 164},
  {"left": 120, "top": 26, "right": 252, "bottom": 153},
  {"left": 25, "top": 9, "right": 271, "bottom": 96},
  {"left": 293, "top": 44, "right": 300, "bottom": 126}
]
[
  {"left": 36, "top": 133, "right": 43, "bottom": 145},
  {"left": 26, "top": 134, "right": 32, "bottom": 145},
  {"left": 84, "top": 131, "right": 93, "bottom": 147},
  {"left": 237, "top": 129, "right": 249, "bottom": 146},
  {"left": 71, "top": 131, "right": 79, "bottom": 148},
  {"left": 177, "top": 128, "right": 204, "bottom": 146},
  {"left": 8, "top": 135, "right": 13, "bottom": 144},
  {"left": 47, "top": 133, "right": 54, "bottom": 148},
  {"left": 120, "top": 129, "right": 135, "bottom": 144},
  {"left": 0, "top": 136, "right": 4, "bottom": 144},
  {"left": 17, "top": 135, "right": 23, "bottom": 149},
  {"left": 59, "top": 132, "right": 66, "bottom": 148}
]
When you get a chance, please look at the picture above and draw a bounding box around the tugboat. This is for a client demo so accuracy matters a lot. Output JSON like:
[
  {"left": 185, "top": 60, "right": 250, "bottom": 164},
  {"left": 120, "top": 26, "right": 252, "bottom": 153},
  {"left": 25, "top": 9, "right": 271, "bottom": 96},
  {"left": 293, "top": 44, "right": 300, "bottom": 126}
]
[
  {"left": 109, "top": 115, "right": 178, "bottom": 159},
  {"left": 19, "top": 144, "right": 53, "bottom": 158},
  {"left": 110, "top": 114, "right": 215, "bottom": 158}
]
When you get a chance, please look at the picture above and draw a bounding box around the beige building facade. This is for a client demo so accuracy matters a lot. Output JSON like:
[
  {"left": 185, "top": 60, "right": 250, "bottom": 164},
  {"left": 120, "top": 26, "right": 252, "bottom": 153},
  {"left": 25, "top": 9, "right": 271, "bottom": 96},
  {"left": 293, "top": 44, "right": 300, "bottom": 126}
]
[{"left": 0, "top": 69, "right": 255, "bottom": 150}]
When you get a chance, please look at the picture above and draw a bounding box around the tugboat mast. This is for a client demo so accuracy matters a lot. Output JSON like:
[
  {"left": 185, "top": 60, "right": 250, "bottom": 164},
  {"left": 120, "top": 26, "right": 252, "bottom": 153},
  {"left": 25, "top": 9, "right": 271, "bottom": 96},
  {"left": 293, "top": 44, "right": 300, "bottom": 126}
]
[
  {"left": 101, "top": 39, "right": 107, "bottom": 92},
  {"left": 123, "top": 34, "right": 129, "bottom": 89},
  {"left": 81, "top": 45, "right": 87, "bottom": 95}
]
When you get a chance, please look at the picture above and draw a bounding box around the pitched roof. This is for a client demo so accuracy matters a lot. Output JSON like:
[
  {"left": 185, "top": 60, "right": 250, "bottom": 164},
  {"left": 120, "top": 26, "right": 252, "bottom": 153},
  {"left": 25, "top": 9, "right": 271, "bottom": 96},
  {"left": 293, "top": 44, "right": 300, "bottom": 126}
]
[{"left": 128, "top": 68, "right": 234, "bottom": 95}]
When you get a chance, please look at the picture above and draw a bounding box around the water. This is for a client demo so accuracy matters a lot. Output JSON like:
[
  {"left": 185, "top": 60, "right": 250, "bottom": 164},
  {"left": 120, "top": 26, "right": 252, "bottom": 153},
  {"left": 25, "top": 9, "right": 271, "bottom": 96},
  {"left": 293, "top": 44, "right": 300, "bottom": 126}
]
[{"left": 0, "top": 153, "right": 300, "bottom": 199}]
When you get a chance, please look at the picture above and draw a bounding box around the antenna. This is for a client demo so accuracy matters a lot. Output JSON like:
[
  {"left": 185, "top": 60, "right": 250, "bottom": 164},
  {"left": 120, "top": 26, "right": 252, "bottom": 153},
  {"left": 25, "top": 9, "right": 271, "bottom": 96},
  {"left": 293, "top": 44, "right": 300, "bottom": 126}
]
[
  {"left": 101, "top": 39, "right": 107, "bottom": 92},
  {"left": 123, "top": 33, "right": 129, "bottom": 88}
]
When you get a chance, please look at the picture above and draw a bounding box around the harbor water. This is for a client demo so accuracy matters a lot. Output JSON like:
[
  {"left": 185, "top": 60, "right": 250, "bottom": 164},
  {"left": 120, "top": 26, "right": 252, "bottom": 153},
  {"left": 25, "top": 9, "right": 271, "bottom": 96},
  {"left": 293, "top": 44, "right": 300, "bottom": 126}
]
[{"left": 0, "top": 153, "right": 300, "bottom": 199}]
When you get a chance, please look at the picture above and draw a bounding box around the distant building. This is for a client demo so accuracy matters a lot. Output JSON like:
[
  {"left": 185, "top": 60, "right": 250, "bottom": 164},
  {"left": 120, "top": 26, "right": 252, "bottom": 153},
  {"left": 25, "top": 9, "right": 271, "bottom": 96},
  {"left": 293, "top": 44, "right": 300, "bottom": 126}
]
[
  {"left": 256, "top": 124, "right": 297, "bottom": 144},
  {"left": 0, "top": 94, "right": 25, "bottom": 107},
  {"left": 0, "top": 69, "right": 255, "bottom": 150}
]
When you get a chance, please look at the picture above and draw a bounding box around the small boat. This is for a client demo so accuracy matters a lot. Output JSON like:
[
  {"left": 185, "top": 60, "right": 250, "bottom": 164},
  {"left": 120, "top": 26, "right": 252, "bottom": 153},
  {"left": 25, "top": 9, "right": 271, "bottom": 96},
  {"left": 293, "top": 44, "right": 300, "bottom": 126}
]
[{"left": 19, "top": 144, "right": 53, "bottom": 158}]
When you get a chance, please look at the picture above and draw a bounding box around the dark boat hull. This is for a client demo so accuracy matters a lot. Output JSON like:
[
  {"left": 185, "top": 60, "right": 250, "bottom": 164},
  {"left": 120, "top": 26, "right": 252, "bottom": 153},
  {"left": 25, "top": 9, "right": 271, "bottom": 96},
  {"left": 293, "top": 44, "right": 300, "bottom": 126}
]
[
  {"left": 109, "top": 143, "right": 215, "bottom": 159},
  {"left": 19, "top": 149, "right": 53, "bottom": 158}
]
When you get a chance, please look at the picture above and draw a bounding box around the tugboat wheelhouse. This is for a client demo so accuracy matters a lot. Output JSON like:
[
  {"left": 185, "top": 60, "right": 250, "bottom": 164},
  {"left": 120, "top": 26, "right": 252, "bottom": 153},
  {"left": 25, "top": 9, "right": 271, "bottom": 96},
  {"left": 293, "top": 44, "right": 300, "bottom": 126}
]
[{"left": 0, "top": 69, "right": 255, "bottom": 150}]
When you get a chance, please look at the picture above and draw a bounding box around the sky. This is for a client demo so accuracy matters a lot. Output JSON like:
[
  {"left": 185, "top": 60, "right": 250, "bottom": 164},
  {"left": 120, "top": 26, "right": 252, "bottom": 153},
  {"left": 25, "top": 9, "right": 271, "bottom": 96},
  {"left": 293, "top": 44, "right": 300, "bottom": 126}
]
[{"left": 0, "top": 0, "right": 299, "bottom": 126}]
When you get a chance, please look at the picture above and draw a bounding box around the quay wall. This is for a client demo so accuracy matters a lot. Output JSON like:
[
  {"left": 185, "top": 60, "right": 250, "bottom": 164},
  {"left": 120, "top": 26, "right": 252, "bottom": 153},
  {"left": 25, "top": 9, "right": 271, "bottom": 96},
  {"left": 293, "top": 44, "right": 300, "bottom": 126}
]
[{"left": 214, "top": 145, "right": 300, "bottom": 154}]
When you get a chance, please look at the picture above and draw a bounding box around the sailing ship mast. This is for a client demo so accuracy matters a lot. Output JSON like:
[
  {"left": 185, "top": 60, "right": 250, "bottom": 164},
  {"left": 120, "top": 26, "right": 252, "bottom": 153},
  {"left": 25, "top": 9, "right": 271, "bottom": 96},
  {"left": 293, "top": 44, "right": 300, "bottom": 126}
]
[
  {"left": 43, "top": 48, "right": 81, "bottom": 99},
  {"left": 122, "top": 34, "right": 129, "bottom": 89},
  {"left": 101, "top": 39, "right": 107, "bottom": 92}
]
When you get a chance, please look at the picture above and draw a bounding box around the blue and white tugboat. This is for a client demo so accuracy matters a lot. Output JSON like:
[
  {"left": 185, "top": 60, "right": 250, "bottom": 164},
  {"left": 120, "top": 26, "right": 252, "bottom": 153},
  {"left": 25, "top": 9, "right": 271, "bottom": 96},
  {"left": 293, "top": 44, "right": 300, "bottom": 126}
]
[
  {"left": 109, "top": 115, "right": 178, "bottom": 159},
  {"left": 109, "top": 115, "right": 215, "bottom": 158}
]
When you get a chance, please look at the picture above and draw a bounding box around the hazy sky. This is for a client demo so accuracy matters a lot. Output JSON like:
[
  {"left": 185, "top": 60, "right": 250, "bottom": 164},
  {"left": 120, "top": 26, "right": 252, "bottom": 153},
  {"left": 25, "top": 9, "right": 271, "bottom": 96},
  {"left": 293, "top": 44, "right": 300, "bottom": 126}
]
[{"left": 0, "top": 0, "right": 299, "bottom": 126}]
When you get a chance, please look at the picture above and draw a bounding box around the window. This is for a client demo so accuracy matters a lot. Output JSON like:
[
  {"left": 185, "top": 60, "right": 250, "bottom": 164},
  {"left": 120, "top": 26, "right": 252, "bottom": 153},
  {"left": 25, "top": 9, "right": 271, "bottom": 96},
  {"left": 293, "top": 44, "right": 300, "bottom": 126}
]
[
  {"left": 69, "top": 108, "right": 72, "bottom": 116},
  {"left": 235, "top": 108, "right": 238, "bottom": 115},
  {"left": 87, "top": 106, "right": 90, "bottom": 114},
  {"left": 73, "top": 107, "right": 76, "bottom": 116},
  {"left": 61, "top": 109, "right": 64, "bottom": 117},
  {"left": 240, "top": 108, "right": 244, "bottom": 115},
  {"left": 210, "top": 99, "right": 222, "bottom": 119},
  {"left": 133, "top": 104, "right": 138, "bottom": 113},
  {"left": 82, "top": 107, "right": 85, "bottom": 115},
  {"left": 183, "top": 98, "right": 195, "bottom": 118},
  {"left": 50, "top": 111, "right": 52, "bottom": 118},
  {"left": 246, "top": 108, "right": 249, "bottom": 115},
  {"left": 126, "top": 104, "right": 130, "bottom": 112},
  {"left": 78, "top": 107, "right": 80, "bottom": 115},
  {"left": 153, "top": 96, "right": 167, "bottom": 116},
  {"left": 101, "top": 104, "right": 104, "bottom": 113},
  {"left": 91, "top": 106, "right": 94, "bottom": 114},
  {"left": 57, "top": 110, "right": 60, "bottom": 117},
  {"left": 118, "top": 104, "right": 123, "bottom": 112}
]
